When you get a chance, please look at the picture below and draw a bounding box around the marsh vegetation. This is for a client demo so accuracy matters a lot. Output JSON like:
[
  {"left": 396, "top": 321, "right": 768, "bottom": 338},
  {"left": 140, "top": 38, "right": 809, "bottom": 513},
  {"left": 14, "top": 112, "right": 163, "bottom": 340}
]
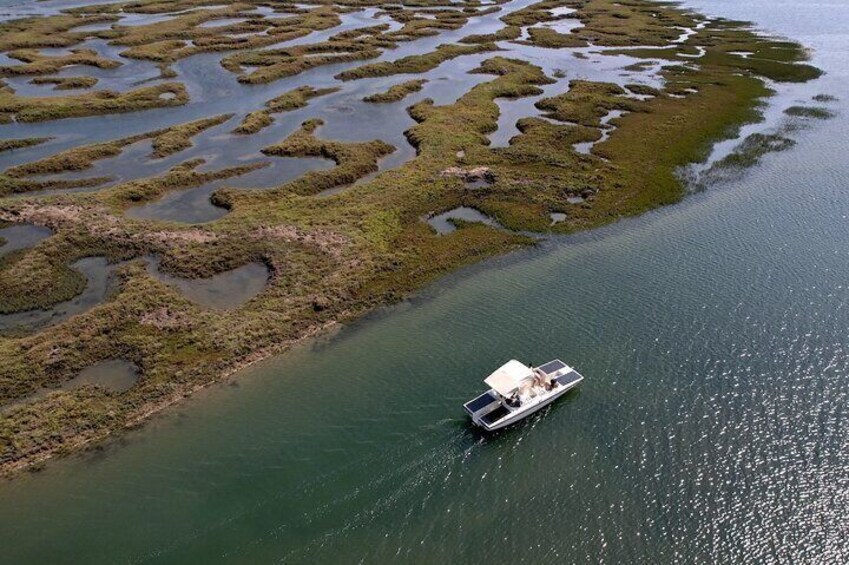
[{"left": 0, "top": 0, "right": 824, "bottom": 475}]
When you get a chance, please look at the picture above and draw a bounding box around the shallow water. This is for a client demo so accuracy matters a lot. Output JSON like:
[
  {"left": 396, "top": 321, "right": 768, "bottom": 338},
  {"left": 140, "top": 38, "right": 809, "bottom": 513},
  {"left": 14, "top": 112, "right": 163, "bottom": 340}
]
[
  {"left": 124, "top": 155, "right": 333, "bottom": 223},
  {"left": 0, "top": 0, "right": 668, "bottom": 227},
  {"left": 0, "top": 256, "right": 115, "bottom": 332},
  {"left": 0, "top": 223, "right": 52, "bottom": 256},
  {"left": 1, "top": 0, "right": 849, "bottom": 562},
  {"left": 573, "top": 108, "right": 624, "bottom": 155},
  {"left": 426, "top": 206, "right": 499, "bottom": 234},
  {"left": 147, "top": 259, "right": 269, "bottom": 309},
  {"left": 68, "top": 359, "right": 140, "bottom": 392}
]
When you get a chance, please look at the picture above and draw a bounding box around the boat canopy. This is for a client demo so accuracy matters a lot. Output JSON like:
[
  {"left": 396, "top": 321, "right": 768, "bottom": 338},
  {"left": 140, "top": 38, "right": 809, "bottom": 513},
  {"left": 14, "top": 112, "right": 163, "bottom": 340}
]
[{"left": 484, "top": 360, "right": 535, "bottom": 396}]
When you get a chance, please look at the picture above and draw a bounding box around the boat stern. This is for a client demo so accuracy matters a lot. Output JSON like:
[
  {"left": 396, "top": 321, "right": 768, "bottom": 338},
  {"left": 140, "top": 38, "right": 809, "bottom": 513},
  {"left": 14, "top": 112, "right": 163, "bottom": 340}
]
[{"left": 463, "top": 391, "right": 504, "bottom": 427}]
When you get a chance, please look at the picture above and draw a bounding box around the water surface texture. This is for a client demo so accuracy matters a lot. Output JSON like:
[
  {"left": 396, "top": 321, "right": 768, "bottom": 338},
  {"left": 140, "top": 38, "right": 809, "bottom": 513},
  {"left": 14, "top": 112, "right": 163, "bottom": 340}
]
[{"left": 1, "top": 0, "right": 848, "bottom": 563}]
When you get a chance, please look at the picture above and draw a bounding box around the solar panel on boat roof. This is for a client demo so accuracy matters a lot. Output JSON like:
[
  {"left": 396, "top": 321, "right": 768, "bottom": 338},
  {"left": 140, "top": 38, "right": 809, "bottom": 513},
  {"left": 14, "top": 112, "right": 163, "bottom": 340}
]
[{"left": 538, "top": 360, "right": 566, "bottom": 375}]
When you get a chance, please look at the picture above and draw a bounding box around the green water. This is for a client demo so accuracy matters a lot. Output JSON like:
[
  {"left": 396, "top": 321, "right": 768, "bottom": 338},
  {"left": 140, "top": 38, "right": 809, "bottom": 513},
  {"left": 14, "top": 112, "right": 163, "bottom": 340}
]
[{"left": 2, "top": 1, "right": 849, "bottom": 562}]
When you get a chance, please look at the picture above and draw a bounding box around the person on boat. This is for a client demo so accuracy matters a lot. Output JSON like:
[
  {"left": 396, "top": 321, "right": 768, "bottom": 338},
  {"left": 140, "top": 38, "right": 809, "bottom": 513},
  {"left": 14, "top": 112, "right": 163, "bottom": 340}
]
[{"left": 531, "top": 366, "right": 549, "bottom": 391}]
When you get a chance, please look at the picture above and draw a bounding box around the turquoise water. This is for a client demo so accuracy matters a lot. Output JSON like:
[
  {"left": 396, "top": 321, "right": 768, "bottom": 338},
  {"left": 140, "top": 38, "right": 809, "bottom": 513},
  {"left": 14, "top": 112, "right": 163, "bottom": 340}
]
[{"left": 2, "top": 0, "right": 849, "bottom": 562}]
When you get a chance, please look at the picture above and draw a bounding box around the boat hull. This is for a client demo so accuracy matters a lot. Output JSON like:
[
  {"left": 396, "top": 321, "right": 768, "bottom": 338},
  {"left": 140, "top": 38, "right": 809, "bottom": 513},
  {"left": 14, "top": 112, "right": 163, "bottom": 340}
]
[{"left": 481, "top": 380, "right": 579, "bottom": 430}]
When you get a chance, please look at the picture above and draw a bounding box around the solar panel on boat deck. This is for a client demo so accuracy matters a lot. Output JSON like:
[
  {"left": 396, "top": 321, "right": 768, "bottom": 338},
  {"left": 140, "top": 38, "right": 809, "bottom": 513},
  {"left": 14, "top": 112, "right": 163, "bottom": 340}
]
[
  {"left": 481, "top": 405, "right": 511, "bottom": 425},
  {"left": 555, "top": 370, "right": 582, "bottom": 386},
  {"left": 465, "top": 392, "right": 498, "bottom": 412},
  {"left": 538, "top": 360, "right": 566, "bottom": 375}
]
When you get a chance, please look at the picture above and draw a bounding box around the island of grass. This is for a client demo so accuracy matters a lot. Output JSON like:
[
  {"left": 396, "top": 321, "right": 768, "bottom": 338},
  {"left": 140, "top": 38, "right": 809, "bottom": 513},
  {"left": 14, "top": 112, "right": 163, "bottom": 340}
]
[
  {"left": 233, "top": 86, "right": 339, "bottom": 135},
  {"left": 784, "top": 105, "right": 835, "bottom": 119},
  {"left": 0, "top": 114, "right": 235, "bottom": 196},
  {"left": 0, "top": 82, "right": 188, "bottom": 122},
  {"left": 29, "top": 76, "right": 99, "bottom": 90},
  {"left": 0, "top": 0, "right": 825, "bottom": 476},
  {"left": 0, "top": 137, "right": 52, "bottom": 153},
  {"left": 363, "top": 79, "right": 427, "bottom": 103}
]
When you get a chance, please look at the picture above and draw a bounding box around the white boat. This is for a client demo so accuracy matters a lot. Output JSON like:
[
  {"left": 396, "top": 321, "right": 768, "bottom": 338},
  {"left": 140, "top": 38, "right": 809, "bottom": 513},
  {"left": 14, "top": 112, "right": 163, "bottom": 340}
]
[{"left": 464, "top": 359, "right": 583, "bottom": 431}]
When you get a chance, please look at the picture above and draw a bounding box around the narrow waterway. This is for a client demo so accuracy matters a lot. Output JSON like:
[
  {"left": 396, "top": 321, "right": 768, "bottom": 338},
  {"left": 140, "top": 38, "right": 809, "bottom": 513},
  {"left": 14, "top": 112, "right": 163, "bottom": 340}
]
[{"left": 1, "top": 0, "right": 848, "bottom": 563}]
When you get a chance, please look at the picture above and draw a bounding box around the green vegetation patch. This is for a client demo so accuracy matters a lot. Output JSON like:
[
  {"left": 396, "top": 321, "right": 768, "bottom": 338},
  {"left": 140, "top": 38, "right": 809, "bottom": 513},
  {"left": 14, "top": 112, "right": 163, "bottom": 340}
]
[
  {"left": 0, "top": 48, "right": 120, "bottom": 76},
  {"left": 233, "top": 86, "right": 339, "bottom": 135},
  {"left": 784, "top": 105, "right": 835, "bottom": 119},
  {"left": 0, "top": 137, "right": 52, "bottom": 153},
  {"left": 223, "top": 41, "right": 381, "bottom": 84},
  {"left": 107, "top": 158, "right": 267, "bottom": 209},
  {"left": 0, "top": 82, "right": 188, "bottom": 122},
  {"left": 0, "top": 13, "right": 118, "bottom": 51},
  {"left": 151, "top": 113, "right": 233, "bottom": 158},
  {"left": 260, "top": 119, "right": 395, "bottom": 195},
  {"left": 501, "top": 0, "right": 564, "bottom": 27},
  {"left": 523, "top": 26, "right": 585, "bottom": 48},
  {"left": 0, "top": 175, "right": 110, "bottom": 196},
  {"left": 536, "top": 80, "right": 645, "bottom": 126},
  {"left": 363, "top": 79, "right": 427, "bottom": 103},
  {"left": 336, "top": 43, "right": 497, "bottom": 81},
  {"left": 625, "top": 83, "right": 660, "bottom": 97},
  {"left": 566, "top": 0, "right": 695, "bottom": 47},
  {"left": 0, "top": 246, "right": 88, "bottom": 314},
  {"left": 266, "top": 85, "right": 339, "bottom": 112},
  {"left": 114, "top": 5, "right": 343, "bottom": 63},
  {"left": 233, "top": 110, "right": 274, "bottom": 135},
  {"left": 701, "top": 132, "right": 795, "bottom": 183},
  {"left": 29, "top": 76, "right": 99, "bottom": 90},
  {"left": 460, "top": 25, "right": 521, "bottom": 44},
  {"left": 6, "top": 115, "right": 230, "bottom": 175}
]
